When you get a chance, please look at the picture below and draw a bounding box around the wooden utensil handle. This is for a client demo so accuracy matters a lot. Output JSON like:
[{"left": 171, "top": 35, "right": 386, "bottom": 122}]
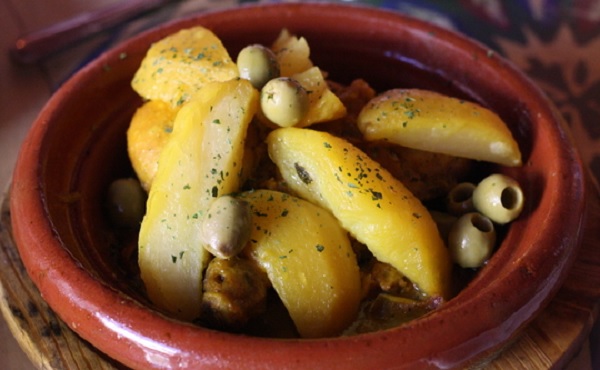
[{"left": 10, "top": 0, "right": 173, "bottom": 64}]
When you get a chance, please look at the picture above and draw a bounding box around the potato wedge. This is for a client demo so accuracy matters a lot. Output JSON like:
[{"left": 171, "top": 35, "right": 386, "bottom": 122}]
[
  {"left": 127, "top": 100, "right": 178, "bottom": 191},
  {"left": 131, "top": 26, "right": 239, "bottom": 108},
  {"left": 271, "top": 29, "right": 313, "bottom": 76},
  {"left": 293, "top": 67, "right": 347, "bottom": 127},
  {"left": 357, "top": 89, "right": 522, "bottom": 166},
  {"left": 138, "top": 79, "right": 258, "bottom": 320},
  {"left": 127, "top": 101, "right": 261, "bottom": 192},
  {"left": 267, "top": 128, "right": 452, "bottom": 299},
  {"left": 238, "top": 189, "right": 361, "bottom": 338}
]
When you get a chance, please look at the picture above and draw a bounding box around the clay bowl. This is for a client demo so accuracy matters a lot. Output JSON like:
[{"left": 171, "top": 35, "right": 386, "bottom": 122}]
[{"left": 10, "top": 3, "right": 589, "bottom": 369}]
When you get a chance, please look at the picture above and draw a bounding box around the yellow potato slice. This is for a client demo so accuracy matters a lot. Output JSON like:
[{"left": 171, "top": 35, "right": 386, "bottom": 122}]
[
  {"left": 238, "top": 189, "right": 361, "bottom": 338},
  {"left": 131, "top": 26, "right": 239, "bottom": 108},
  {"left": 271, "top": 29, "right": 313, "bottom": 77},
  {"left": 127, "top": 100, "right": 177, "bottom": 191},
  {"left": 267, "top": 127, "right": 452, "bottom": 299},
  {"left": 357, "top": 89, "right": 522, "bottom": 166},
  {"left": 127, "top": 100, "right": 260, "bottom": 192},
  {"left": 138, "top": 79, "right": 259, "bottom": 320},
  {"left": 292, "top": 67, "right": 347, "bottom": 127}
]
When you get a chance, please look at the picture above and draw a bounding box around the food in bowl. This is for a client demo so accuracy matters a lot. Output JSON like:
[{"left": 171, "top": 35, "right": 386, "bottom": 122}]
[
  {"left": 109, "top": 25, "right": 525, "bottom": 339},
  {"left": 11, "top": 4, "right": 587, "bottom": 368}
]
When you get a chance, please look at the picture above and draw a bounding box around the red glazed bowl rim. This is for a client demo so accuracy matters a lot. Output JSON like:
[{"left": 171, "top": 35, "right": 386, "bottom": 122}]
[{"left": 9, "top": 3, "right": 587, "bottom": 369}]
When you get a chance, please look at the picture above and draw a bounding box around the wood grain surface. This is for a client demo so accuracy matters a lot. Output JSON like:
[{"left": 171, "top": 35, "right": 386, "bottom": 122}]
[
  {"left": 0, "top": 194, "right": 122, "bottom": 370},
  {"left": 1, "top": 187, "right": 598, "bottom": 369}
]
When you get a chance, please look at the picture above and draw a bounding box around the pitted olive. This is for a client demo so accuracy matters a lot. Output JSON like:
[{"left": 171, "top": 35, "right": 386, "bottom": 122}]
[
  {"left": 472, "top": 173, "right": 524, "bottom": 224},
  {"left": 448, "top": 212, "right": 496, "bottom": 268}
]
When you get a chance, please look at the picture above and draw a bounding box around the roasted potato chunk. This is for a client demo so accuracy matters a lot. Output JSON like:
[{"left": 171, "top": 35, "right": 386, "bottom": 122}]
[
  {"left": 267, "top": 128, "right": 452, "bottom": 299},
  {"left": 132, "top": 26, "right": 239, "bottom": 108},
  {"left": 138, "top": 79, "right": 258, "bottom": 320},
  {"left": 239, "top": 189, "right": 361, "bottom": 338},
  {"left": 357, "top": 89, "right": 522, "bottom": 166}
]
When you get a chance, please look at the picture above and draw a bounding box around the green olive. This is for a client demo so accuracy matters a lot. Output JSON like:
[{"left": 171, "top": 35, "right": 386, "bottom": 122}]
[
  {"left": 448, "top": 212, "right": 496, "bottom": 268},
  {"left": 446, "top": 182, "right": 476, "bottom": 216},
  {"left": 429, "top": 210, "right": 457, "bottom": 242},
  {"left": 202, "top": 195, "right": 252, "bottom": 259},
  {"left": 106, "top": 178, "right": 147, "bottom": 228},
  {"left": 237, "top": 44, "right": 280, "bottom": 89},
  {"left": 260, "top": 77, "right": 309, "bottom": 127},
  {"left": 472, "top": 173, "right": 524, "bottom": 224}
]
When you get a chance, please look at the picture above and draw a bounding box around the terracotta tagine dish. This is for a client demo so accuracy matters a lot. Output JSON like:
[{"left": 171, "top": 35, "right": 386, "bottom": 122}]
[{"left": 9, "top": 3, "right": 597, "bottom": 369}]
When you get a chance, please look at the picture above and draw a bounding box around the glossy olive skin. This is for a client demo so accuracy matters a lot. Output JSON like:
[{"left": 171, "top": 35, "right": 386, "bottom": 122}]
[
  {"left": 430, "top": 210, "right": 458, "bottom": 242},
  {"left": 201, "top": 195, "right": 253, "bottom": 259},
  {"left": 260, "top": 77, "right": 309, "bottom": 127},
  {"left": 473, "top": 173, "right": 524, "bottom": 224},
  {"left": 106, "top": 178, "right": 147, "bottom": 228},
  {"left": 446, "top": 182, "right": 476, "bottom": 216},
  {"left": 237, "top": 44, "right": 280, "bottom": 89},
  {"left": 448, "top": 212, "right": 496, "bottom": 268}
]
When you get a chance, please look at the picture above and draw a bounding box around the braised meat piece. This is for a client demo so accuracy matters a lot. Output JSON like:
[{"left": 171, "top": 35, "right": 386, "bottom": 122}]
[
  {"left": 201, "top": 257, "right": 270, "bottom": 331},
  {"left": 363, "top": 144, "right": 472, "bottom": 201},
  {"left": 361, "top": 259, "right": 424, "bottom": 301}
]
